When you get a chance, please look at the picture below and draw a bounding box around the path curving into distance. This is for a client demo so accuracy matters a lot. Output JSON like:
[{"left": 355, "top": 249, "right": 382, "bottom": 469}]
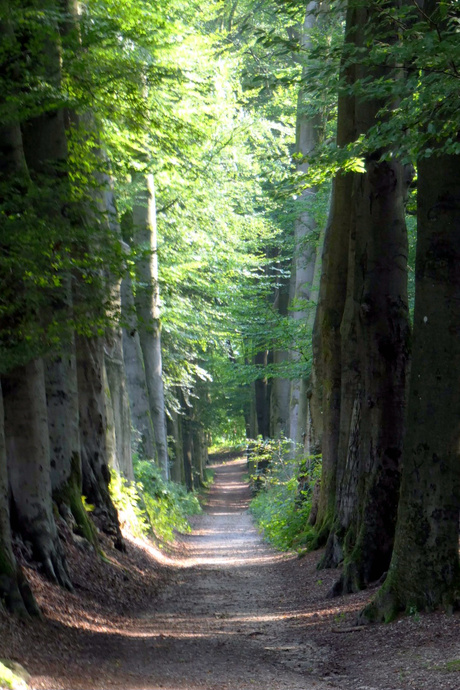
[{"left": 113, "top": 457, "right": 336, "bottom": 690}]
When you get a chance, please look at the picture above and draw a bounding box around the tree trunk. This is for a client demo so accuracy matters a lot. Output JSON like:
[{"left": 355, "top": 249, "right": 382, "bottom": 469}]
[
  {"left": 99, "top": 179, "right": 134, "bottom": 482},
  {"left": 181, "top": 395, "right": 194, "bottom": 492},
  {"left": 133, "top": 174, "right": 169, "bottom": 479},
  {"left": 309, "top": 4, "right": 356, "bottom": 544},
  {"left": 270, "top": 265, "right": 291, "bottom": 437},
  {"left": 0, "top": 11, "right": 75, "bottom": 589},
  {"left": 319, "top": 4, "right": 410, "bottom": 592},
  {"left": 120, "top": 269, "right": 157, "bottom": 460},
  {"left": 104, "top": 332, "right": 134, "bottom": 481},
  {"left": 167, "top": 408, "right": 184, "bottom": 484},
  {"left": 192, "top": 422, "right": 207, "bottom": 487},
  {"left": 288, "top": 2, "right": 323, "bottom": 450},
  {"left": 4, "top": 360, "right": 73, "bottom": 589},
  {"left": 45, "top": 344, "right": 97, "bottom": 547},
  {"left": 76, "top": 335, "right": 123, "bottom": 550},
  {"left": 0, "top": 383, "right": 39, "bottom": 616},
  {"left": 254, "top": 351, "right": 270, "bottom": 439},
  {"left": 363, "top": 148, "right": 460, "bottom": 619}
]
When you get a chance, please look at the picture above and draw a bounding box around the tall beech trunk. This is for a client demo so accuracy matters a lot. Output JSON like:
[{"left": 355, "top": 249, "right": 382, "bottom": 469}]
[
  {"left": 76, "top": 335, "right": 123, "bottom": 550},
  {"left": 254, "top": 350, "right": 270, "bottom": 439},
  {"left": 133, "top": 174, "right": 169, "bottom": 479},
  {"left": 182, "top": 412, "right": 194, "bottom": 492},
  {"left": 0, "top": 23, "right": 41, "bottom": 612},
  {"left": 0, "top": 383, "right": 39, "bottom": 616},
  {"left": 121, "top": 269, "right": 157, "bottom": 460},
  {"left": 167, "top": 408, "right": 184, "bottom": 484},
  {"left": 180, "top": 391, "right": 195, "bottom": 491},
  {"left": 309, "top": 6, "right": 356, "bottom": 543},
  {"left": 105, "top": 323, "right": 133, "bottom": 482},
  {"left": 192, "top": 421, "right": 207, "bottom": 487},
  {"left": 104, "top": 346, "right": 133, "bottom": 481},
  {"left": 45, "top": 346, "right": 96, "bottom": 546},
  {"left": 270, "top": 268, "right": 291, "bottom": 437},
  {"left": 363, "top": 148, "right": 460, "bottom": 619},
  {"left": 20, "top": 9, "right": 99, "bottom": 552},
  {"left": 288, "top": 2, "right": 322, "bottom": 449},
  {"left": 319, "top": 4, "right": 410, "bottom": 593},
  {"left": 0, "top": 11, "right": 76, "bottom": 589},
  {"left": 4, "top": 361, "right": 72, "bottom": 589},
  {"left": 99, "top": 179, "right": 134, "bottom": 482}
]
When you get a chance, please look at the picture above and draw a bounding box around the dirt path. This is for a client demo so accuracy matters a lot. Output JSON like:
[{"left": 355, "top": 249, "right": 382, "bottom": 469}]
[
  {"left": 3, "top": 456, "right": 460, "bottom": 690},
  {"left": 117, "top": 457, "right": 336, "bottom": 690}
]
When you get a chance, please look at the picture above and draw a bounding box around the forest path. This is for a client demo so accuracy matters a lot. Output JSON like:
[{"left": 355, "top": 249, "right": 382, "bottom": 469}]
[
  {"left": 95, "top": 457, "right": 335, "bottom": 690},
  {"left": 109, "top": 456, "right": 335, "bottom": 690},
  {"left": 8, "top": 457, "right": 458, "bottom": 690}
]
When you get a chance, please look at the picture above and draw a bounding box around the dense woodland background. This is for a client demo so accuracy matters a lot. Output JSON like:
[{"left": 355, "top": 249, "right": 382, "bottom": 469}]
[{"left": 0, "top": 0, "right": 459, "bottom": 627}]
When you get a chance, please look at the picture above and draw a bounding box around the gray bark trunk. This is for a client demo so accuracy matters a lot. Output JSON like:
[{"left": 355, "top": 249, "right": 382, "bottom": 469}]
[
  {"left": 3, "top": 360, "right": 72, "bottom": 589},
  {"left": 96, "top": 180, "right": 134, "bottom": 482},
  {"left": 105, "top": 333, "right": 133, "bottom": 481},
  {"left": 133, "top": 174, "right": 169, "bottom": 479},
  {"left": 121, "top": 269, "right": 157, "bottom": 460},
  {"left": 310, "top": 3, "right": 356, "bottom": 544},
  {"left": 192, "top": 422, "right": 207, "bottom": 487},
  {"left": 0, "top": 12, "right": 74, "bottom": 590},
  {"left": 288, "top": 2, "right": 322, "bottom": 449},
  {"left": 76, "top": 335, "right": 123, "bottom": 550},
  {"left": 270, "top": 283, "right": 291, "bottom": 437}
]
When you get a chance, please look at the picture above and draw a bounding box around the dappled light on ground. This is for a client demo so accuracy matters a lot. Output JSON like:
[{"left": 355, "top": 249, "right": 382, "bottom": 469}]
[{"left": 6, "top": 455, "right": 459, "bottom": 690}]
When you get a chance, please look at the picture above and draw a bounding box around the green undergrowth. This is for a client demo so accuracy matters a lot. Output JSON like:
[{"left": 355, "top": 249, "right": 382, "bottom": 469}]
[
  {"left": 208, "top": 442, "right": 246, "bottom": 460},
  {"left": 110, "top": 456, "right": 202, "bottom": 543},
  {"left": 0, "top": 660, "right": 28, "bottom": 690},
  {"left": 249, "top": 437, "right": 321, "bottom": 552}
]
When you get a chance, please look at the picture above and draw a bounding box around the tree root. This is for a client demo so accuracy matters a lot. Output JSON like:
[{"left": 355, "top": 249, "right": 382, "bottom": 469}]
[{"left": 36, "top": 537, "right": 73, "bottom": 592}]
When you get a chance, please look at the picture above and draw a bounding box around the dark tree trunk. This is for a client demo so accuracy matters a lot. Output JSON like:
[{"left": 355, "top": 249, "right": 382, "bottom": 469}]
[
  {"left": 363, "top": 149, "right": 460, "bottom": 619},
  {"left": 167, "top": 408, "right": 184, "bottom": 484},
  {"left": 318, "top": 5, "right": 410, "bottom": 592},
  {"left": 0, "top": 383, "right": 39, "bottom": 617},
  {"left": 4, "top": 361, "right": 73, "bottom": 589},
  {"left": 254, "top": 350, "right": 270, "bottom": 439}
]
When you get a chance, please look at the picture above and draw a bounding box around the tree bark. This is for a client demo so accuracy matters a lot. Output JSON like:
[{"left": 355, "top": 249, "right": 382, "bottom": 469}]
[
  {"left": 121, "top": 269, "right": 157, "bottom": 460},
  {"left": 319, "top": 4, "right": 410, "bottom": 592},
  {"left": 0, "top": 9, "right": 76, "bottom": 590},
  {"left": 4, "top": 361, "right": 73, "bottom": 589},
  {"left": 270, "top": 283, "right": 291, "bottom": 437},
  {"left": 133, "top": 174, "right": 169, "bottom": 479},
  {"left": 0, "top": 383, "right": 39, "bottom": 616},
  {"left": 76, "top": 335, "right": 123, "bottom": 550},
  {"left": 254, "top": 350, "right": 270, "bottom": 439},
  {"left": 167, "top": 408, "right": 184, "bottom": 484},
  {"left": 309, "top": 4, "right": 356, "bottom": 544},
  {"left": 105, "top": 330, "right": 133, "bottom": 481},
  {"left": 181, "top": 395, "right": 194, "bottom": 491},
  {"left": 363, "top": 148, "right": 460, "bottom": 619},
  {"left": 288, "top": 3, "right": 322, "bottom": 450}
]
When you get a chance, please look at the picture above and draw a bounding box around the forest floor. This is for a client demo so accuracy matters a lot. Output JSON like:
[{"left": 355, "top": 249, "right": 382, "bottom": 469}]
[{"left": 1, "top": 455, "right": 460, "bottom": 690}]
